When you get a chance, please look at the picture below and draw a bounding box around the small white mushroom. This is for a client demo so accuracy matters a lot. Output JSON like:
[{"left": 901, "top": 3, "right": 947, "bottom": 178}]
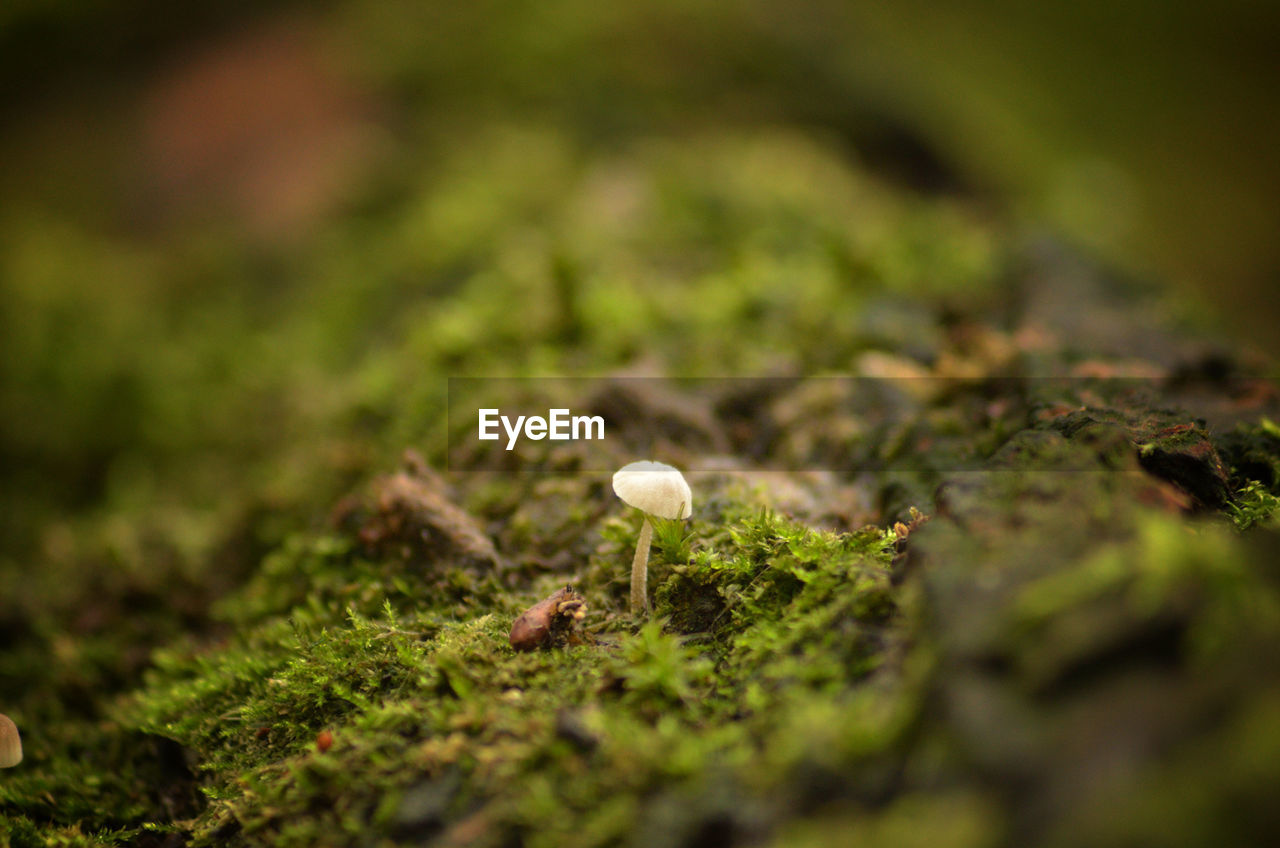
[
  {"left": 612, "top": 461, "right": 692, "bottom": 615},
  {"left": 0, "top": 713, "right": 22, "bottom": 768}
]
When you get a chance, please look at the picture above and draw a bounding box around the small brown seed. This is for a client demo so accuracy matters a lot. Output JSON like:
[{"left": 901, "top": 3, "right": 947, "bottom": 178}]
[{"left": 510, "top": 585, "right": 587, "bottom": 652}]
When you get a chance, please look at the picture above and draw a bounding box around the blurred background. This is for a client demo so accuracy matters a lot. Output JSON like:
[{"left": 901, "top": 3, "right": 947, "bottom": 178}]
[{"left": 2, "top": 0, "right": 1278, "bottom": 590}]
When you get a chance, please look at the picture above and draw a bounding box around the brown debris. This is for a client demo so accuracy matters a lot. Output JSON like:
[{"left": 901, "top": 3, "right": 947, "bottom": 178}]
[
  {"left": 893, "top": 506, "right": 930, "bottom": 543},
  {"left": 891, "top": 507, "right": 931, "bottom": 576},
  {"left": 509, "top": 585, "right": 589, "bottom": 652},
  {"left": 0, "top": 713, "right": 21, "bottom": 768},
  {"left": 1133, "top": 476, "right": 1195, "bottom": 513},
  {"left": 355, "top": 454, "right": 501, "bottom": 573}
]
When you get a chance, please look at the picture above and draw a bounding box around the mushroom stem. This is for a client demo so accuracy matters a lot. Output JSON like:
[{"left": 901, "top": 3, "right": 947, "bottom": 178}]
[{"left": 629, "top": 518, "right": 654, "bottom": 615}]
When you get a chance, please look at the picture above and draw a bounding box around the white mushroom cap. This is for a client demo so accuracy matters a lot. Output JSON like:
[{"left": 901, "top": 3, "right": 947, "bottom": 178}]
[
  {"left": 0, "top": 713, "right": 21, "bottom": 768},
  {"left": 612, "top": 461, "right": 692, "bottom": 520}
]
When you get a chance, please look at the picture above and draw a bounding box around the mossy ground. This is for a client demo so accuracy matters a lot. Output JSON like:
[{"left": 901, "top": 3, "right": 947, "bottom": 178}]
[{"left": 4, "top": 4, "right": 1280, "bottom": 847}]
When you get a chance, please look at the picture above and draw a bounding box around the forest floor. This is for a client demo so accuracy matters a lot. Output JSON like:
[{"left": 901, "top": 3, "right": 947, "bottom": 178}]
[{"left": 1, "top": 38, "right": 1279, "bottom": 846}]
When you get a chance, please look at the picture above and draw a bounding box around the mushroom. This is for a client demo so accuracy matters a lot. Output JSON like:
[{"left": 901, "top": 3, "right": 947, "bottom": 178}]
[
  {"left": 612, "top": 461, "right": 692, "bottom": 615},
  {"left": 0, "top": 713, "right": 21, "bottom": 768}
]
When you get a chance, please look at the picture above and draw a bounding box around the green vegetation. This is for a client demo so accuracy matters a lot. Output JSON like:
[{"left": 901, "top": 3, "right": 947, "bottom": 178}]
[
  {"left": 3, "top": 3, "right": 1280, "bottom": 847},
  {"left": 3, "top": 500, "right": 910, "bottom": 847}
]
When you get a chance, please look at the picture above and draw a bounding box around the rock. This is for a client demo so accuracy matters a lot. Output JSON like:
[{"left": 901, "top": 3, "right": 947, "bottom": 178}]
[{"left": 357, "top": 461, "right": 502, "bottom": 573}]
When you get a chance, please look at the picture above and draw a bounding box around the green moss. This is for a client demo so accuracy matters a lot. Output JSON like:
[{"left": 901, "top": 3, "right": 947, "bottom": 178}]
[
  {"left": 1220, "top": 418, "right": 1280, "bottom": 529},
  {"left": 1042, "top": 691, "right": 1280, "bottom": 848},
  {"left": 1010, "top": 513, "right": 1280, "bottom": 662},
  {"left": 770, "top": 790, "right": 1004, "bottom": 848},
  {"left": 3, "top": 5, "right": 1279, "bottom": 843},
  {"left": 64, "top": 504, "right": 904, "bottom": 847},
  {"left": 655, "top": 508, "right": 895, "bottom": 641},
  {"left": 1227, "top": 481, "right": 1280, "bottom": 531}
]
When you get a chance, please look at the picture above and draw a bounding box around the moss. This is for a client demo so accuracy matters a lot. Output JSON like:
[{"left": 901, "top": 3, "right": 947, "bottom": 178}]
[
  {"left": 1227, "top": 481, "right": 1280, "bottom": 531},
  {"left": 1042, "top": 691, "right": 1280, "bottom": 848},
  {"left": 3, "top": 7, "right": 1280, "bottom": 843},
  {"left": 94, "top": 504, "right": 909, "bottom": 847},
  {"left": 769, "top": 790, "right": 1005, "bottom": 848},
  {"left": 1008, "top": 514, "right": 1280, "bottom": 682}
]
